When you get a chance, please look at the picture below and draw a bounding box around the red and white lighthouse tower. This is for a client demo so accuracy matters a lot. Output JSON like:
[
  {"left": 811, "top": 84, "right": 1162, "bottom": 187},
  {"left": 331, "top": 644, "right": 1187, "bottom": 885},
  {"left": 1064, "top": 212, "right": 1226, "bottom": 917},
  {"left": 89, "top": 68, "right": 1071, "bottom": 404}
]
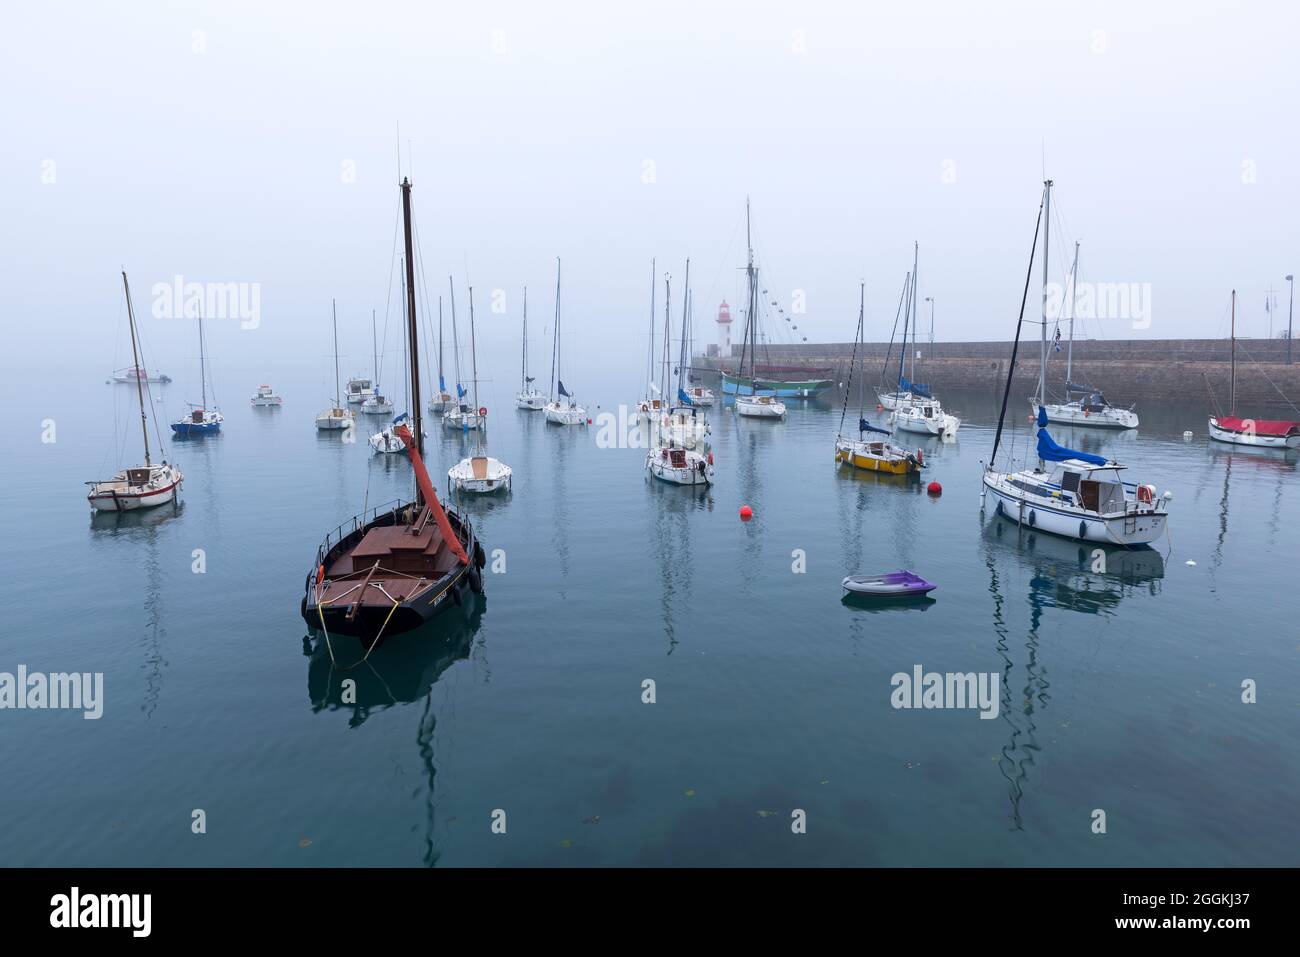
[{"left": 716, "top": 300, "right": 733, "bottom": 357}]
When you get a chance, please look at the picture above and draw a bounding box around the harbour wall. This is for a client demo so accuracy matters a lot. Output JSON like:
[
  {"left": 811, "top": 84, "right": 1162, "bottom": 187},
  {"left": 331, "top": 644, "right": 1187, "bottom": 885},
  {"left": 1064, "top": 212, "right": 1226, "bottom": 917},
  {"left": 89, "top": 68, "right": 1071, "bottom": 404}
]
[{"left": 695, "top": 339, "right": 1300, "bottom": 410}]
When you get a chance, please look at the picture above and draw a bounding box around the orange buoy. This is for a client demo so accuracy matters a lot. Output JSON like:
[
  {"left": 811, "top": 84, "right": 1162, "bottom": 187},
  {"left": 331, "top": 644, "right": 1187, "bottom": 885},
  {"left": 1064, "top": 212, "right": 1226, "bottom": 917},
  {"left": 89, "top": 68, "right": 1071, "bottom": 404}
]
[
  {"left": 739, "top": 505, "right": 753, "bottom": 521},
  {"left": 317, "top": 564, "right": 326, "bottom": 584},
  {"left": 927, "top": 481, "right": 942, "bottom": 496}
]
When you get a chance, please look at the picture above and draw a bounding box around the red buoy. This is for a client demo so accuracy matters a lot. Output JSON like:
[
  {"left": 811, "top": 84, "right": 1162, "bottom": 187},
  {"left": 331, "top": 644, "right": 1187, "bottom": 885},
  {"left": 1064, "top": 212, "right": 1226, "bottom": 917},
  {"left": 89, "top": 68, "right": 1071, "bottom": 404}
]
[
  {"left": 739, "top": 505, "right": 753, "bottom": 521},
  {"left": 927, "top": 481, "right": 942, "bottom": 496},
  {"left": 586, "top": 417, "right": 593, "bottom": 425},
  {"left": 876, "top": 403, "right": 884, "bottom": 412},
  {"left": 479, "top": 406, "right": 487, "bottom": 417}
]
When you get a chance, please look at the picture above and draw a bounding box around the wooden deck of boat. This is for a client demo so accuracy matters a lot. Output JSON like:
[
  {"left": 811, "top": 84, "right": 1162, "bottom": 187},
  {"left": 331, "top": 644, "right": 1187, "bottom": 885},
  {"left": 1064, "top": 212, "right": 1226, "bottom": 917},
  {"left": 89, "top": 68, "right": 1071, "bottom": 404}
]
[{"left": 319, "top": 517, "right": 461, "bottom": 604}]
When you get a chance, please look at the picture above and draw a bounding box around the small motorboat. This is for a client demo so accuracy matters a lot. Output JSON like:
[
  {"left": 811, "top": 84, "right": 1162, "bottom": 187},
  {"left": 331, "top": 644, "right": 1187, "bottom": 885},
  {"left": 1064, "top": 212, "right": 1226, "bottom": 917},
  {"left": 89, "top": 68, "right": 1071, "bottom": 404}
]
[{"left": 841, "top": 570, "right": 936, "bottom": 597}]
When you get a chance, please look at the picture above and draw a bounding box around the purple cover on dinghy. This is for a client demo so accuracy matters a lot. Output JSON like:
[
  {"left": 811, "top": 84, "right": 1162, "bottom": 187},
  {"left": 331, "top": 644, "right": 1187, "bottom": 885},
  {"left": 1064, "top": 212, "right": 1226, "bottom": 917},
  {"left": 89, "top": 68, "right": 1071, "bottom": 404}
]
[{"left": 842, "top": 570, "right": 937, "bottom": 596}]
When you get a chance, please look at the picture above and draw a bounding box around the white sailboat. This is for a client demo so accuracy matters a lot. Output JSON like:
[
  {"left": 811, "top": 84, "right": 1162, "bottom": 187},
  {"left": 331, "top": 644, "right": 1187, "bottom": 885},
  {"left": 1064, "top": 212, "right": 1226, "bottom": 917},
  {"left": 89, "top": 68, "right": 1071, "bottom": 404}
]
[
  {"left": 647, "top": 263, "right": 714, "bottom": 486},
  {"left": 1208, "top": 289, "right": 1300, "bottom": 448},
  {"left": 733, "top": 200, "right": 787, "bottom": 420},
  {"left": 170, "top": 309, "right": 224, "bottom": 435},
  {"left": 835, "top": 282, "right": 925, "bottom": 476},
  {"left": 315, "top": 300, "right": 355, "bottom": 431},
  {"left": 544, "top": 257, "right": 588, "bottom": 425},
  {"left": 516, "top": 286, "right": 544, "bottom": 410},
  {"left": 443, "top": 278, "right": 484, "bottom": 431},
  {"left": 360, "top": 309, "right": 395, "bottom": 415},
  {"left": 1034, "top": 241, "right": 1139, "bottom": 430},
  {"left": 428, "top": 296, "right": 452, "bottom": 414},
  {"left": 885, "top": 243, "right": 959, "bottom": 437},
  {"left": 87, "top": 272, "right": 184, "bottom": 511},
  {"left": 450, "top": 286, "right": 513, "bottom": 493},
  {"left": 370, "top": 265, "right": 419, "bottom": 454},
  {"left": 635, "top": 258, "right": 667, "bottom": 422},
  {"left": 982, "top": 180, "right": 1170, "bottom": 546}
]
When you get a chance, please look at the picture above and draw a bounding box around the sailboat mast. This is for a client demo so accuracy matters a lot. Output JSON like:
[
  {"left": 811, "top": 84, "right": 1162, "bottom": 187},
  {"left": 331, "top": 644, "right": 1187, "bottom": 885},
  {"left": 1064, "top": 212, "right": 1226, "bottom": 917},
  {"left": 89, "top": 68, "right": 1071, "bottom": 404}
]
[
  {"left": 1038, "top": 179, "right": 1053, "bottom": 409},
  {"left": 198, "top": 308, "right": 207, "bottom": 410},
  {"left": 550, "top": 258, "right": 561, "bottom": 401},
  {"left": 331, "top": 299, "right": 341, "bottom": 410},
  {"left": 1227, "top": 287, "right": 1237, "bottom": 416},
  {"left": 438, "top": 296, "right": 444, "bottom": 391},
  {"left": 469, "top": 286, "right": 480, "bottom": 451},
  {"left": 1066, "top": 240, "right": 1079, "bottom": 386},
  {"left": 678, "top": 259, "right": 690, "bottom": 399},
  {"left": 897, "top": 270, "right": 911, "bottom": 390},
  {"left": 521, "top": 286, "right": 528, "bottom": 391},
  {"left": 910, "top": 242, "right": 919, "bottom": 382},
  {"left": 660, "top": 273, "right": 672, "bottom": 399},
  {"left": 740, "top": 197, "right": 756, "bottom": 388},
  {"left": 400, "top": 177, "right": 423, "bottom": 459},
  {"left": 121, "top": 271, "right": 152, "bottom": 466},
  {"left": 648, "top": 258, "right": 656, "bottom": 392},
  {"left": 372, "top": 308, "right": 378, "bottom": 387},
  {"left": 857, "top": 282, "right": 866, "bottom": 433}
]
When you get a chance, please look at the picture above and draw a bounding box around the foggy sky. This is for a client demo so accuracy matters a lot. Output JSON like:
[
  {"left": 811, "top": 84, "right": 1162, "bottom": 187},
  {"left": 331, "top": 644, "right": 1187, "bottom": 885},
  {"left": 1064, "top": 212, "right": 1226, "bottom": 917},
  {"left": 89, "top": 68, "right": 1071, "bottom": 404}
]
[{"left": 4, "top": 0, "right": 1297, "bottom": 385}]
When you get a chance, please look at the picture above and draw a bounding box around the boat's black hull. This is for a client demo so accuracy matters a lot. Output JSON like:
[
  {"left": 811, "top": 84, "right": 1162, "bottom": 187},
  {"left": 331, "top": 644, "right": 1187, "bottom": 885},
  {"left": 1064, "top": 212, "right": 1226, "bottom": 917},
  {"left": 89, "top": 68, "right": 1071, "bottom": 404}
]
[
  {"left": 301, "top": 503, "right": 485, "bottom": 646},
  {"left": 304, "top": 564, "right": 474, "bottom": 642}
]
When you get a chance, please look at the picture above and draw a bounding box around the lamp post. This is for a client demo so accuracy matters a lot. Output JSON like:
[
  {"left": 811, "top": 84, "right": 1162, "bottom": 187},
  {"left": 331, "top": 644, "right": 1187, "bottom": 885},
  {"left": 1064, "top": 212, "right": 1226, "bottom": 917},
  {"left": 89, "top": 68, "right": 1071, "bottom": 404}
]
[
  {"left": 925, "top": 296, "right": 934, "bottom": 355},
  {"left": 1287, "top": 274, "right": 1294, "bottom": 364}
]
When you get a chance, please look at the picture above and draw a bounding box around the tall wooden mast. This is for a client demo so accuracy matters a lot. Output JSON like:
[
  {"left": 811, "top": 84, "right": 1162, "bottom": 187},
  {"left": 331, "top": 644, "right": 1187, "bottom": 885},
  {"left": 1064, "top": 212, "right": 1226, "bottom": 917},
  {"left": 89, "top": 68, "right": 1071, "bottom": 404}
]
[
  {"left": 121, "top": 271, "right": 151, "bottom": 466},
  {"left": 400, "top": 177, "right": 423, "bottom": 461}
]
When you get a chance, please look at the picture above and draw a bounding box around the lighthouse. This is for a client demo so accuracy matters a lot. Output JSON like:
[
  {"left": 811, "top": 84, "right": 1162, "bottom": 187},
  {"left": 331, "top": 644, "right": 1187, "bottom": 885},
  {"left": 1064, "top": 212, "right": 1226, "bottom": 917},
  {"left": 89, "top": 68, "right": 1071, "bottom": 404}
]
[{"left": 716, "top": 300, "right": 733, "bottom": 357}]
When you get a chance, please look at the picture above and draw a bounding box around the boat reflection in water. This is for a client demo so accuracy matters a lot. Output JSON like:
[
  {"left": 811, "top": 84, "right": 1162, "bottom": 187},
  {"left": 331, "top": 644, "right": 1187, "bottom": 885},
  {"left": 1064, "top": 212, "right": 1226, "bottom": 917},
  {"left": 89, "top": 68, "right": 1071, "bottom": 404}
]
[
  {"left": 306, "top": 593, "right": 483, "bottom": 866},
  {"left": 306, "top": 592, "right": 483, "bottom": 725},
  {"left": 983, "top": 519, "right": 1165, "bottom": 616}
]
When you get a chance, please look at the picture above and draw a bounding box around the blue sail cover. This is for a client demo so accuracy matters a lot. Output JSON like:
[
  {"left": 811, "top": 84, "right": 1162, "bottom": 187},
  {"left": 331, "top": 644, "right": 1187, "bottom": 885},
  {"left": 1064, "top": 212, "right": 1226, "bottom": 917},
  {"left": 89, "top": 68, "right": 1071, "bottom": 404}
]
[
  {"left": 558, "top": 380, "right": 571, "bottom": 398},
  {"left": 898, "top": 375, "right": 932, "bottom": 399},
  {"left": 1036, "top": 407, "right": 1106, "bottom": 465},
  {"left": 456, "top": 384, "right": 467, "bottom": 398},
  {"left": 439, "top": 375, "right": 446, "bottom": 391},
  {"left": 677, "top": 388, "right": 694, "bottom": 406},
  {"left": 859, "top": 418, "right": 891, "bottom": 435}
]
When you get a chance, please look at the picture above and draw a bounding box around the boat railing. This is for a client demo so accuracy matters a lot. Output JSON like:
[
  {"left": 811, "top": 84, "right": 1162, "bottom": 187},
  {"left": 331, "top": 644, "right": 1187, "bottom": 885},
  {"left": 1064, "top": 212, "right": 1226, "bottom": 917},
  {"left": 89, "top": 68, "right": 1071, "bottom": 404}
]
[{"left": 313, "top": 499, "right": 409, "bottom": 566}]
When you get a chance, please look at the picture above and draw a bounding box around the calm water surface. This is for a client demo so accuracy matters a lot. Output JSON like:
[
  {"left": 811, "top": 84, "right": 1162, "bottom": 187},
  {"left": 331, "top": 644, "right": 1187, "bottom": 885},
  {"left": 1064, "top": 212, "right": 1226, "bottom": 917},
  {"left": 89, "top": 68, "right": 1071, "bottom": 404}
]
[{"left": 3, "top": 355, "right": 1297, "bottom": 867}]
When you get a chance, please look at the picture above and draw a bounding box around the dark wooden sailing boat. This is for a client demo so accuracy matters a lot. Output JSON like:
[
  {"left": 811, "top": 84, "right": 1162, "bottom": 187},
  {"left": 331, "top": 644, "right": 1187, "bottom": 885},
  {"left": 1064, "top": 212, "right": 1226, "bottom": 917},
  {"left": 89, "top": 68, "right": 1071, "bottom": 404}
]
[{"left": 302, "top": 178, "right": 485, "bottom": 644}]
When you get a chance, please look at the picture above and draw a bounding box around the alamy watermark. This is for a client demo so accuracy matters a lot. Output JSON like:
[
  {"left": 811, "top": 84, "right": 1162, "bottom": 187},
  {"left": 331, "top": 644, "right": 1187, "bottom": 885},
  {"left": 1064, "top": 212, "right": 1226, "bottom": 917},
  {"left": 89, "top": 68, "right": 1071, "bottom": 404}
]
[
  {"left": 891, "top": 665, "right": 999, "bottom": 719},
  {"left": 1046, "top": 278, "right": 1152, "bottom": 330},
  {"left": 0, "top": 666, "right": 103, "bottom": 719},
  {"left": 152, "top": 274, "right": 261, "bottom": 329}
]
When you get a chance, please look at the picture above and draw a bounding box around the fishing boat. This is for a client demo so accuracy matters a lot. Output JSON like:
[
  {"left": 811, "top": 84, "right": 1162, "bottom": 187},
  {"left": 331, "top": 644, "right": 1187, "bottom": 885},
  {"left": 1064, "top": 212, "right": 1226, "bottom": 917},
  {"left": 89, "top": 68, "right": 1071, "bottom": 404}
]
[
  {"left": 428, "top": 297, "right": 452, "bottom": 414},
  {"left": 842, "top": 571, "right": 936, "bottom": 597},
  {"left": 450, "top": 287, "right": 513, "bottom": 493},
  {"left": 732, "top": 200, "right": 787, "bottom": 420},
  {"left": 1208, "top": 290, "right": 1300, "bottom": 448},
  {"left": 315, "top": 300, "right": 355, "bottom": 432},
  {"left": 646, "top": 264, "right": 714, "bottom": 486},
  {"left": 345, "top": 375, "right": 374, "bottom": 405},
  {"left": 302, "top": 177, "right": 485, "bottom": 646},
  {"left": 1035, "top": 242, "right": 1139, "bottom": 429},
  {"left": 834, "top": 282, "right": 925, "bottom": 476},
  {"left": 171, "top": 310, "right": 223, "bottom": 436},
  {"left": 443, "top": 279, "right": 484, "bottom": 431},
  {"left": 982, "top": 180, "right": 1170, "bottom": 546},
  {"left": 515, "top": 287, "right": 544, "bottom": 410},
  {"left": 109, "top": 366, "right": 171, "bottom": 385},
  {"left": 544, "top": 257, "right": 588, "bottom": 425},
  {"left": 87, "top": 273, "right": 184, "bottom": 511},
  {"left": 250, "top": 384, "right": 282, "bottom": 406}
]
